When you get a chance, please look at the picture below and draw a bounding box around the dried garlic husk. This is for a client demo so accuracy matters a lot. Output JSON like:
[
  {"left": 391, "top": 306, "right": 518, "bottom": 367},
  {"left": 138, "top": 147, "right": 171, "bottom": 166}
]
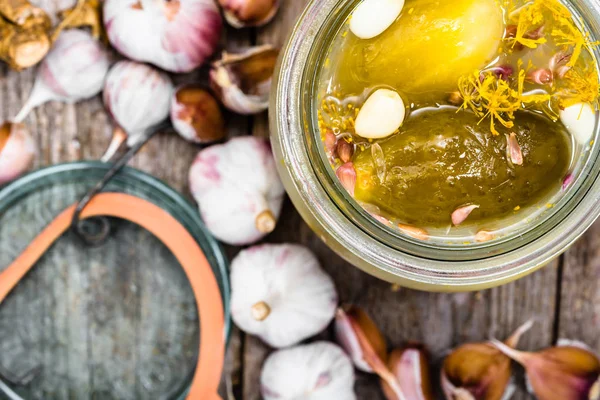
[
  {"left": 335, "top": 306, "right": 405, "bottom": 399},
  {"left": 381, "top": 345, "right": 435, "bottom": 400},
  {"left": 210, "top": 45, "right": 279, "bottom": 115},
  {"left": 0, "top": 122, "right": 36, "bottom": 185},
  {"left": 57, "top": 0, "right": 103, "bottom": 39},
  {"left": 0, "top": 8, "right": 51, "bottom": 70},
  {"left": 441, "top": 320, "right": 533, "bottom": 400},
  {"left": 219, "top": 0, "right": 279, "bottom": 28},
  {"left": 102, "top": 60, "right": 173, "bottom": 161},
  {"left": 29, "top": 0, "right": 76, "bottom": 23},
  {"left": 171, "top": 84, "right": 226, "bottom": 144},
  {"left": 188, "top": 137, "right": 285, "bottom": 245},
  {"left": 104, "top": 0, "right": 222, "bottom": 73},
  {"left": 0, "top": 0, "right": 49, "bottom": 25},
  {"left": 491, "top": 339, "right": 600, "bottom": 400},
  {"left": 261, "top": 342, "right": 356, "bottom": 400},
  {"left": 14, "top": 29, "right": 109, "bottom": 123},
  {"left": 231, "top": 244, "right": 337, "bottom": 348}
]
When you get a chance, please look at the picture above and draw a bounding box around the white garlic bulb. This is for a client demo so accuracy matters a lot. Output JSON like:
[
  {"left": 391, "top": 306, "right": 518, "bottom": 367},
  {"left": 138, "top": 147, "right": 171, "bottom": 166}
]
[
  {"left": 104, "top": 0, "right": 222, "bottom": 73},
  {"left": 230, "top": 244, "right": 338, "bottom": 348},
  {"left": 102, "top": 60, "right": 174, "bottom": 160},
  {"left": 188, "top": 137, "right": 285, "bottom": 245},
  {"left": 14, "top": 29, "right": 110, "bottom": 123},
  {"left": 261, "top": 342, "right": 356, "bottom": 400},
  {"left": 0, "top": 122, "right": 36, "bottom": 185}
]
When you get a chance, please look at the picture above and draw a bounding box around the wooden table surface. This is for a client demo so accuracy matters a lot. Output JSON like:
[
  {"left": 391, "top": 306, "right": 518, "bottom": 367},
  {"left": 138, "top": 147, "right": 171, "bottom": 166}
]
[{"left": 1, "top": 1, "right": 599, "bottom": 399}]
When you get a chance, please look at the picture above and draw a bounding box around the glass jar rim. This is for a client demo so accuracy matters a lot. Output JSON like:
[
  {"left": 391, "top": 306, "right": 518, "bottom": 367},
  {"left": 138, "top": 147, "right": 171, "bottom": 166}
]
[{"left": 270, "top": 0, "right": 600, "bottom": 290}]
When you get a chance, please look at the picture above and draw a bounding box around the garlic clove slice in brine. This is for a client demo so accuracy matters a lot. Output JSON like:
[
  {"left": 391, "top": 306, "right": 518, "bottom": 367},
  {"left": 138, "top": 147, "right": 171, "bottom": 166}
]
[
  {"left": 560, "top": 103, "right": 597, "bottom": 145},
  {"left": 350, "top": 0, "right": 405, "bottom": 40},
  {"left": 355, "top": 89, "right": 406, "bottom": 139}
]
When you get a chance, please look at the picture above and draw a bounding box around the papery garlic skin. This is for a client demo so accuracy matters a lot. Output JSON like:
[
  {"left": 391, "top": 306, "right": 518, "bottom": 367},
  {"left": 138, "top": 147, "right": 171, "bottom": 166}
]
[
  {"left": 14, "top": 29, "right": 110, "bottom": 123},
  {"left": 219, "top": 0, "right": 279, "bottom": 28},
  {"left": 104, "top": 0, "right": 222, "bottom": 73},
  {"left": 30, "top": 0, "right": 76, "bottom": 23},
  {"left": 171, "top": 84, "right": 226, "bottom": 144},
  {"left": 260, "top": 342, "right": 356, "bottom": 400},
  {"left": 210, "top": 45, "right": 279, "bottom": 115},
  {"left": 230, "top": 244, "right": 338, "bottom": 348},
  {"left": 103, "top": 61, "right": 174, "bottom": 145},
  {"left": 189, "top": 137, "right": 285, "bottom": 245},
  {"left": 0, "top": 123, "right": 36, "bottom": 185}
]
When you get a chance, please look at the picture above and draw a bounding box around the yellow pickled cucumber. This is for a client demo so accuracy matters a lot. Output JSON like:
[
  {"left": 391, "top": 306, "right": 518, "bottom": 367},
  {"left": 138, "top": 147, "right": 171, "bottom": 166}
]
[{"left": 335, "top": 0, "right": 505, "bottom": 94}]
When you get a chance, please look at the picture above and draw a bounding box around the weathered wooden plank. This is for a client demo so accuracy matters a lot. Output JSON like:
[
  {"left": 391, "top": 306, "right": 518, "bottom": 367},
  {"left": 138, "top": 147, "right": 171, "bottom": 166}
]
[{"left": 559, "top": 221, "right": 600, "bottom": 351}]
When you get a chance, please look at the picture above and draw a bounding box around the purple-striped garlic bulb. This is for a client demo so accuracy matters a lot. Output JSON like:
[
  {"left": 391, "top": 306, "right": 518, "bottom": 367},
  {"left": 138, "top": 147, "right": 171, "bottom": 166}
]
[
  {"left": 104, "top": 0, "right": 222, "bottom": 73},
  {"left": 102, "top": 60, "right": 174, "bottom": 161},
  {"left": 14, "top": 29, "right": 110, "bottom": 123},
  {"left": 261, "top": 342, "right": 356, "bottom": 400},
  {"left": 0, "top": 123, "right": 36, "bottom": 185},
  {"left": 231, "top": 244, "right": 338, "bottom": 348},
  {"left": 218, "top": 0, "right": 279, "bottom": 28},
  {"left": 188, "top": 136, "right": 285, "bottom": 245}
]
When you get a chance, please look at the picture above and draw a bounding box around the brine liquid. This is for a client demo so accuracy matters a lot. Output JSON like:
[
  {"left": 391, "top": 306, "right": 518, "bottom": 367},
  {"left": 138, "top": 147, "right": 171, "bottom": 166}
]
[{"left": 317, "top": 0, "right": 599, "bottom": 240}]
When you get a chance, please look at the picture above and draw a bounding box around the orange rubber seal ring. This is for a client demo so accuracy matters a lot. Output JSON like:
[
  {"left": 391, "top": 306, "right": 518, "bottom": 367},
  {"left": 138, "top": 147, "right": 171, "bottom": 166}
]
[{"left": 0, "top": 193, "right": 225, "bottom": 400}]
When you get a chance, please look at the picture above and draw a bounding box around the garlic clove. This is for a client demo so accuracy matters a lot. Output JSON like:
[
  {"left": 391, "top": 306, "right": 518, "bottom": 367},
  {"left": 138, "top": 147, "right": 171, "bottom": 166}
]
[
  {"left": 336, "top": 162, "right": 357, "bottom": 196},
  {"left": 350, "top": 0, "right": 405, "bottom": 40},
  {"left": 231, "top": 245, "right": 338, "bottom": 348},
  {"left": 171, "top": 84, "right": 226, "bottom": 144},
  {"left": 210, "top": 45, "right": 279, "bottom": 115},
  {"left": 563, "top": 174, "right": 574, "bottom": 191},
  {"left": 260, "top": 342, "right": 356, "bottom": 400},
  {"left": 104, "top": 0, "right": 222, "bottom": 73},
  {"left": 526, "top": 68, "right": 553, "bottom": 85},
  {"left": 335, "top": 306, "right": 387, "bottom": 373},
  {"left": 189, "top": 137, "right": 285, "bottom": 246},
  {"left": 441, "top": 321, "right": 532, "bottom": 400},
  {"left": 398, "top": 224, "right": 429, "bottom": 241},
  {"left": 381, "top": 345, "right": 435, "bottom": 400},
  {"left": 475, "top": 230, "right": 495, "bottom": 243},
  {"left": 506, "top": 132, "right": 523, "bottom": 166},
  {"left": 490, "top": 340, "right": 600, "bottom": 400},
  {"left": 335, "top": 306, "right": 406, "bottom": 399},
  {"left": 0, "top": 122, "right": 36, "bottom": 185},
  {"left": 219, "top": 0, "right": 279, "bottom": 28},
  {"left": 560, "top": 103, "right": 597, "bottom": 145},
  {"left": 14, "top": 29, "right": 110, "bottom": 123},
  {"left": 355, "top": 89, "right": 405, "bottom": 139},
  {"left": 336, "top": 139, "right": 354, "bottom": 163},
  {"left": 452, "top": 205, "right": 479, "bottom": 226},
  {"left": 102, "top": 60, "right": 174, "bottom": 160}
]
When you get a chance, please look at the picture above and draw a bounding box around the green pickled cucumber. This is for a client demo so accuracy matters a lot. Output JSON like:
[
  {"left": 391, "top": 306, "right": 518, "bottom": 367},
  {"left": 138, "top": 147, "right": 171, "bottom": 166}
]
[
  {"left": 353, "top": 109, "right": 571, "bottom": 226},
  {"left": 333, "top": 0, "right": 504, "bottom": 94}
]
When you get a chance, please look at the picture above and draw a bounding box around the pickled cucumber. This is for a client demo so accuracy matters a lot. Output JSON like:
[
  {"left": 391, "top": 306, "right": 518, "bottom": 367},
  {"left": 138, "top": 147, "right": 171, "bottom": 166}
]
[
  {"left": 333, "top": 0, "right": 504, "bottom": 94},
  {"left": 353, "top": 109, "right": 571, "bottom": 226}
]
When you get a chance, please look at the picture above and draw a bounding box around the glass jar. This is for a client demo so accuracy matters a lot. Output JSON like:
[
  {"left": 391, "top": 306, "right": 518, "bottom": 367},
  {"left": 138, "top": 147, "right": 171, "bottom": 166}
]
[{"left": 270, "top": 0, "right": 600, "bottom": 291}]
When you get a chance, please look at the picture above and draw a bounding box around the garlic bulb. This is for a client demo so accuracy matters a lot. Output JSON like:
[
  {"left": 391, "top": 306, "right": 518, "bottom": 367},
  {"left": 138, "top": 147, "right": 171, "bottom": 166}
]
[
  {"left": 14, "top": 29, "right": 110, "bottom": 123},
  {"left": 210, "top": 45, "right": 279, "bottom": 115},
  {"left": 188, "top": 137, "right": 285, "bottom": 245},
  {"left": 0, "top": 122, "right": 36, "bottom": 185},
  {"left": 218, "top": 0, "right": 279, "bottom": 28},
  {"left": 102, "top": 60, "right": 174, "bottom": 161},
  {"left": 230, "top": 244, "right": 338, "bottom": 348},
  {"left": 171, "top": 84, "right": 226, "bottom": 144},
  {"left": 260, "top": 341, "right": 356, "bottom": 400},
  {"left": 103, "top": 0, "right": 222, "bottom": 73}
]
